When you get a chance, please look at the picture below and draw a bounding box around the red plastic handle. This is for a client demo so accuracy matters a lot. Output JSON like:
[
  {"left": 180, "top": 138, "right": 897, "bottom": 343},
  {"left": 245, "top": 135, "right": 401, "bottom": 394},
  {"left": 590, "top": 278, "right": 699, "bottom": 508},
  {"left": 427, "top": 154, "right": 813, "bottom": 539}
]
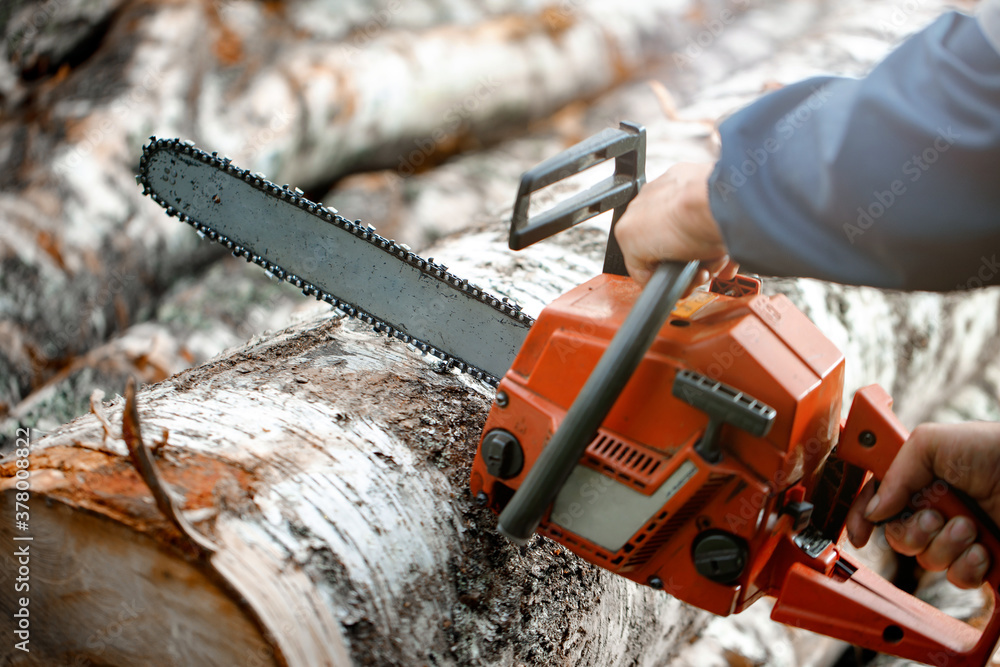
[{"left": 774, "top": 385, "right": 1000, "bottom": 665}]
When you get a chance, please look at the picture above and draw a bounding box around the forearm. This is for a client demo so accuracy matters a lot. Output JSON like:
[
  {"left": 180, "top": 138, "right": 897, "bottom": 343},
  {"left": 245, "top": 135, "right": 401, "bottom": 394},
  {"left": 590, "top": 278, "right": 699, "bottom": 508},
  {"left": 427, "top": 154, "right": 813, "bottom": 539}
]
[{"left": 709, "top": 8, "right": 1000, "bottom": 291}]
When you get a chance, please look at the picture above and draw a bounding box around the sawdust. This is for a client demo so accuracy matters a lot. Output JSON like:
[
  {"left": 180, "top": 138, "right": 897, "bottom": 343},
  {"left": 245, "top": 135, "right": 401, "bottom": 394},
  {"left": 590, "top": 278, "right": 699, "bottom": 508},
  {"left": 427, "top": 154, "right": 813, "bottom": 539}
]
[
  {"left": 21, "top": 302, "right": 707, "bottom": 664},
  {"left": 285, "top": 338, "right": 671, "bottom": 665},
  {"left": 168, "top": 314, "right": 347, "bottom": 394}
]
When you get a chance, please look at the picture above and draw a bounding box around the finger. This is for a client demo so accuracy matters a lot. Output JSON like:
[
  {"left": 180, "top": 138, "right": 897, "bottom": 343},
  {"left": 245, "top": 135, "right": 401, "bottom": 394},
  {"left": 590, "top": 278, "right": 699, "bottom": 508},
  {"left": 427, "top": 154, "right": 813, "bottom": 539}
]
[
  {"left": 847, "top": 478, "right": 878, "bottom": 547},
  {"left": 683, "top": 268, "right": 711, "bottom": 297},
  {"left": 864, "top": 426, "right": 939, "bottom": 523},
  {"left": 883, "top": 510, "right": 944, "bottom": 557},
  {"left": 946, "top": 544, "right": 990, "bottom": 589},
  {"left": 622, "top": 257, "right": 654, "bottom": 287},
  {"left": 702, "top": 256, "right": 730, "bottom": 279},
  {"left": 718, "top": 260, "right": 740, "bottom": 282},
  {"left": 916, "top": 515, "right": 976, "bottom": 572}
]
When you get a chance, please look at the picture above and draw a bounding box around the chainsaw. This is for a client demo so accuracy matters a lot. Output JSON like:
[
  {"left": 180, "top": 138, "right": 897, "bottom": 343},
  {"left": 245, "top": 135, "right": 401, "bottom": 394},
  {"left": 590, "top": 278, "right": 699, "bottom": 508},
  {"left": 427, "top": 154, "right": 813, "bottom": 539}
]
[{"left": 139, "top": 123, "right": 1000, "bottom": 666}]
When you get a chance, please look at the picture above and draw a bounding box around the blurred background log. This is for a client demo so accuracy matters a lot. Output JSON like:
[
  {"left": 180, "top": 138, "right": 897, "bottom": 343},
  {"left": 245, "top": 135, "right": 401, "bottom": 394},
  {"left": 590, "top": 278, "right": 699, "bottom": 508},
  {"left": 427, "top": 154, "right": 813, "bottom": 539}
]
[{"left": 0, "top": 0, "right": 764, "bottom": 443}]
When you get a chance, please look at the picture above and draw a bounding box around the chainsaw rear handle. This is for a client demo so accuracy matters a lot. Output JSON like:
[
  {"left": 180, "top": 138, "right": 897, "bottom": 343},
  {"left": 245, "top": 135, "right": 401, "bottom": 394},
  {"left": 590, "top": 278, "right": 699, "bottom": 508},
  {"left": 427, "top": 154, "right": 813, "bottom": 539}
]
[
  {"left": 497, "top": 260, "right": 699, "bottom": 543},
  {"left": 509, "top": 121, "right": 645, "bottom": 276},
  {"left": 772, "top": 385, "right": 1000, "bottom": 665}
]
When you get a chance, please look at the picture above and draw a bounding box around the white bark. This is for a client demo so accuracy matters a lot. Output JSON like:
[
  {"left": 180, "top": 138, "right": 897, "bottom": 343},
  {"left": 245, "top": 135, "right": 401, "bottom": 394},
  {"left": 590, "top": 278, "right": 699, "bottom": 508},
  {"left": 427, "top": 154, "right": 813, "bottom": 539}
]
[
  {"left": 0, "top": 0, "right": 773, "bottom": 444},
  {"left": 2, "top": 0, "right": 997, "bottom": 664},
  {"left": 1, "top": 307, "right": 706, "bottom": 666}
]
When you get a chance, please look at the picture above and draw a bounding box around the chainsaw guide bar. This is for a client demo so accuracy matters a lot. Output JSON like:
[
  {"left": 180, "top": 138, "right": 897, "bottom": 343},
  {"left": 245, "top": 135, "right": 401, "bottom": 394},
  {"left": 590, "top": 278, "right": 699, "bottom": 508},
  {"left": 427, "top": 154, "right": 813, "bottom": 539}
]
[{"left": 137, "top": 138, "right": 534, "bottom": 386}]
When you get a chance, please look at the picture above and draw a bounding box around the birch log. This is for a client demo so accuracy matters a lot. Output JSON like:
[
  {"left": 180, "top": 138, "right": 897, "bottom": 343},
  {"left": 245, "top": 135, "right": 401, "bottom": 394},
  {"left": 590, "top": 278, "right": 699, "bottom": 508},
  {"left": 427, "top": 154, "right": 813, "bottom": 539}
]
[
  {"left": 0, "top": 307, "right": 710, "bottom": 666},
  {"left": 0, "top": 0, "right": 766, "bottom": 446},
  {"left": 316, "top": 0, "right": 1000, "bottom": 662},
  {"left": 4, "top": 0, "right": 999, "bottom": 663},
  {"left": 1, "top": 215, "right": 986, "bottom": 667}
]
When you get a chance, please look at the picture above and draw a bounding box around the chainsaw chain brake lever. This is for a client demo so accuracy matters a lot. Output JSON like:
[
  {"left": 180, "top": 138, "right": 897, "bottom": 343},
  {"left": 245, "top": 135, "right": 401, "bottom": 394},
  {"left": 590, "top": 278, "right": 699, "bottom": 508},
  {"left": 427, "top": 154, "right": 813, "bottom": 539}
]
[
  {"left": 508, "top": 121, "right": 645, "bottom": 276},
  {"left": 771, "top": 385, "right": 1000, "bottom": 666}
]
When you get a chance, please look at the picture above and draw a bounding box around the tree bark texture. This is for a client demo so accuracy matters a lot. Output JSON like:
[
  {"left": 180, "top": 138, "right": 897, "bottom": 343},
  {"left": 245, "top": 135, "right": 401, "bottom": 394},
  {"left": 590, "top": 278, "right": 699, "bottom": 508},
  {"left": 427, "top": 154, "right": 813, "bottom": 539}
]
[
  {"left": 2, "top": 210, "right": 990, "bottom": 667},
  {"left": 2, "top": 0, "right": 998, "bottom": 664},
  {"left": 0, "top": 0, "right": 761, "bottom": 445},
  {"left": 1, "top": 309, "right": 710, "bottom": 666}
]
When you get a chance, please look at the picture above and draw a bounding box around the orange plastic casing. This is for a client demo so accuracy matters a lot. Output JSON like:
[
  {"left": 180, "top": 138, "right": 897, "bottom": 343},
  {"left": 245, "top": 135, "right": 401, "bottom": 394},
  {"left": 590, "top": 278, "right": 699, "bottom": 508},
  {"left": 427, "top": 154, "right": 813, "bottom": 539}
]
[
  {"left": 471, "top": 273, "right": 1000, "bottom": 665},
  {"left": 471, "top": 273, "right": 845, "bottom": 616}
]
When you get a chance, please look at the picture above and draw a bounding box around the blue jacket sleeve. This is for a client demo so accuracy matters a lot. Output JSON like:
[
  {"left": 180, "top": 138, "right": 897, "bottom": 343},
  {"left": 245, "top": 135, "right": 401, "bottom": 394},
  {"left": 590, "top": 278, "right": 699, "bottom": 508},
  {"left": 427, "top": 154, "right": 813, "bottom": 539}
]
[{"left": 707, "top": 10, "right": 1000, "bottom": 291}]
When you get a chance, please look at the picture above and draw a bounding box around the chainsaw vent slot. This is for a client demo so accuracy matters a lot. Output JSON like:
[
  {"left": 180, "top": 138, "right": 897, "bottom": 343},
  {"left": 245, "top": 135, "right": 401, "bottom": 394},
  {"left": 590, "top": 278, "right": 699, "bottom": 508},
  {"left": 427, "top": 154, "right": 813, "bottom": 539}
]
[
  {"left": 583, "top": 432, "right": 668, "bottom": 492},
  {"left": 620, "top": 473, "right": 729, "bottom": 572}
]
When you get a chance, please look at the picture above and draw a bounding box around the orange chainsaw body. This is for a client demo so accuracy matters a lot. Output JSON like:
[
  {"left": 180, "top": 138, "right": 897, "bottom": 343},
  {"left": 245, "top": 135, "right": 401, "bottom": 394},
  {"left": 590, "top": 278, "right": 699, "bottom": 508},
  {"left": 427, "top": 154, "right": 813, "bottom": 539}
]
[
  {"left": 471, "top": 272, "right": 844, "bottom": 614},
  {"left": 471, "top": 273, "right": 1000, "bottom": 665}
]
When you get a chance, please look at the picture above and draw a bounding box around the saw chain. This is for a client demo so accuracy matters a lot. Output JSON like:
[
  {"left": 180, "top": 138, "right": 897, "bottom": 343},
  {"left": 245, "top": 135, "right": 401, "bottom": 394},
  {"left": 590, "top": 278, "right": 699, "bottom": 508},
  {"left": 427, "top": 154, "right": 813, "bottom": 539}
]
[{"left": 137, "top": 138, "right": 534, "bottom": 386}]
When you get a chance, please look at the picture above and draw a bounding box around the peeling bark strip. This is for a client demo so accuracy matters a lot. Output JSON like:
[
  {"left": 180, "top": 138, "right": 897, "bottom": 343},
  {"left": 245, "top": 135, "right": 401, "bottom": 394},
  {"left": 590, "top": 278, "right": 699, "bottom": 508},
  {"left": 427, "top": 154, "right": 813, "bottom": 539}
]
[
  {"left": 121, "top": 376, "right": 218, "bottom": 556},
  {"left": 0, "top": 314, "right": 707, "bottom": 665}
]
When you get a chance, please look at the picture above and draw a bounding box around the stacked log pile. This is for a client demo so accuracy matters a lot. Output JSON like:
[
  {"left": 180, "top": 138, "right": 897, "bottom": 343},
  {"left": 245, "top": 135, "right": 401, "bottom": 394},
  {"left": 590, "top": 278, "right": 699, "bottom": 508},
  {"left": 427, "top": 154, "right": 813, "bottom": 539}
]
[
  {"left": 1, "top": 0, "right": 998, "bottom": 664},
  {"left": 0, "top": 0, "right": 763, "bottom": 443}
]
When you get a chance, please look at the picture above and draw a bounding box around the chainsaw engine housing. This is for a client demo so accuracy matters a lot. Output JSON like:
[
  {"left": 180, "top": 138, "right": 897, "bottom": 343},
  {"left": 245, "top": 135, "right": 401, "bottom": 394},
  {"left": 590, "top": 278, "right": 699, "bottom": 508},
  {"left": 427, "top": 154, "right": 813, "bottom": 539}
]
[{"left": 470, "top": 274, "right": 845, "bottom": 616}]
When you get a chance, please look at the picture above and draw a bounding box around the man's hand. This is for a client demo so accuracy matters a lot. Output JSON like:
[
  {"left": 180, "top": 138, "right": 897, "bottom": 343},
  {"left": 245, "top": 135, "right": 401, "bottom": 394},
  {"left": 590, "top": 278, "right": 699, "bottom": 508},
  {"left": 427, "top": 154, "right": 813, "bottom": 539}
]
[
  {"left": 846, "top": 421, "right": 1000, "bottom": 589},
  {"left": 615, "top": 162, "right": 737, "bottom": 288}
]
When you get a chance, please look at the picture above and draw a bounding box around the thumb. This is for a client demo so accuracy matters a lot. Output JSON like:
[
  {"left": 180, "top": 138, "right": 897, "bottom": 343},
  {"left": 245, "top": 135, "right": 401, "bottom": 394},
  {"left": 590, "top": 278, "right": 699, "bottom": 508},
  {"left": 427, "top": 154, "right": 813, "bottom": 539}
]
[
  {"left": 864, "top": 425, "right": 939, "bottom": 523},
  {"left": 622, "top": 258, "right": 653, "bottom": 287}
]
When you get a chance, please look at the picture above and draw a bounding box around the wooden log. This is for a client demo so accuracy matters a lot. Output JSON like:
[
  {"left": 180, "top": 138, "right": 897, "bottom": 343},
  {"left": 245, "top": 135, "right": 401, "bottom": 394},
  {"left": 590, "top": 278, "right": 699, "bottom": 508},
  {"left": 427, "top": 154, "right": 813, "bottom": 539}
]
[
  {"left": 0, "top": 0, "right": 773, "bottom": 446},
  {"left": 3, "top": 211, "right": 985, "bottom": 667},
  {"left": 331, "top": 0, "right": 999, "bottom": 661},
  {"left": 0, "top": 305, "right": 709, "bottom": 665},
  {"left": 4, "top": 0, "right": 998, "bottom": 663}
]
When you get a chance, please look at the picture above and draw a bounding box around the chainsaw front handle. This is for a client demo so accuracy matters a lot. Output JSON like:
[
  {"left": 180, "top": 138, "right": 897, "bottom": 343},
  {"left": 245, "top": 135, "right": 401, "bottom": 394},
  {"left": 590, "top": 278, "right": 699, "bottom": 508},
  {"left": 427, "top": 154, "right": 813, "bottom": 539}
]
[
  {"left": 509, "top": 121, "right": 645, "bottom": 276},
  {"left": 771, "top": 385, "right": 1000, "bottom": 665}
]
